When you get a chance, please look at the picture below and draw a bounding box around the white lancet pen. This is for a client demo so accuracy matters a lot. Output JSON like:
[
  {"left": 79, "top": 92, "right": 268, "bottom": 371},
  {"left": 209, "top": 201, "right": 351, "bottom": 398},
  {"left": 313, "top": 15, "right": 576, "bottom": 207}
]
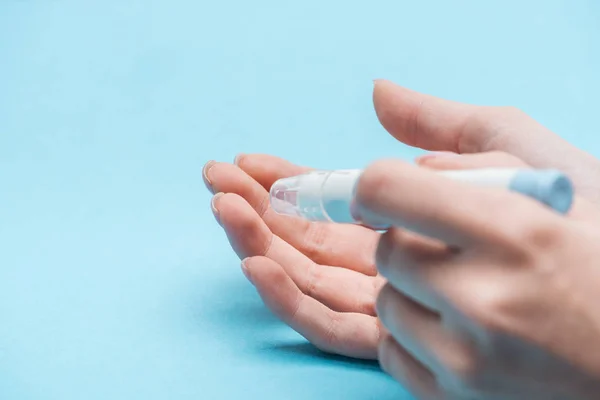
[{"left": 268, "top": 168, "right": 574, "bottom": 227}]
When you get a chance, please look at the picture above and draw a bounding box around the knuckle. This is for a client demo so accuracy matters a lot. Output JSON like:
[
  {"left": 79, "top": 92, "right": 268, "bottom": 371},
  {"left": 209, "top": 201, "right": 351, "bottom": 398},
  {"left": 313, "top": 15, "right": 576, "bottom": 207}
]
[
  {"left": 458, "top": 106, "right": 529, "bottom": 153},
  {"left": 355, "top": 293, "right": 377, "bottom": 316},
  {"left": 441, "top": 347, "right": 484, "bottom": 390},
  {"left": 304, "top": 262, "right": 321, "bottom": 298},
  {"left": 458, "top": 107, "right": 498, "bottom": 153},
  {"left": 455, "top": 281, "right": 515, "bottom": 334},
  {"left": 323, "top": 312, "right": 341, "bottom": 349},
  {"left": 405, "top": 100, "right": 426, "bottom": 144},
  {"left": 288, "top": 291, "right": 304, "bottom": 323},
  {"left": 363, "top": 278, "right": 384, "bottom": 316},
  {"left": 510, "top": 218, "right": 564, "bottom": 254},
  {"left": 302, "top": 222, "right": 330, "bottom": 260},
  {"left": 259, "top": 233, "right": 275, "bottom": 257},
  {"left": 256, "top": 194, "right": 271, "bottom": 218},
  {"left": 479, "top": 198, "right": 564, "bottom": 258}
]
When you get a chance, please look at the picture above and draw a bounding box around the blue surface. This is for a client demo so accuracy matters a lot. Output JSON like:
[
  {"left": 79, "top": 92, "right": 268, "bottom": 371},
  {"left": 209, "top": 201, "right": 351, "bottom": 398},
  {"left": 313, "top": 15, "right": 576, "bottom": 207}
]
[{"left": 1, "top": 1, "right": 600, "bottom": 399}]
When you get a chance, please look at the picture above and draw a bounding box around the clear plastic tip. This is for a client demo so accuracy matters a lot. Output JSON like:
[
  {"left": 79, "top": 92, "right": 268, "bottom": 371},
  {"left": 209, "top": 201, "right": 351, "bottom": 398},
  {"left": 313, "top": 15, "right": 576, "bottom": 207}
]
[
  {"left": 269, "top": 170, "right": 362, "bottom": 223},
  {"left": 269, "top": 176, "right": 304, "bottom": 218}
]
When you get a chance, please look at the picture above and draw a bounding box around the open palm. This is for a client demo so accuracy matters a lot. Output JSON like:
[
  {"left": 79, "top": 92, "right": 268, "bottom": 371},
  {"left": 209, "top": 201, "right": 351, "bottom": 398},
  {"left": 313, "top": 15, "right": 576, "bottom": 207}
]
[
  {"left": 204, "top": 154, "right": 383, "bottom": 359},
  {"left": 204, "top": 80, "right": 600, "bottom": 360}
]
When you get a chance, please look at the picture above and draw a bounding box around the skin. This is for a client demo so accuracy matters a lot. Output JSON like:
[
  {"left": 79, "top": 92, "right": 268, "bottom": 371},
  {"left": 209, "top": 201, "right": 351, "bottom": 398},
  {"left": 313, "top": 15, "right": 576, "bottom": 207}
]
[
  {"left": 358, "top": 160, "right": 600, "bottom": 399},
  {"left": 203, "top": 80, "right": 600, "bottom": 398}
]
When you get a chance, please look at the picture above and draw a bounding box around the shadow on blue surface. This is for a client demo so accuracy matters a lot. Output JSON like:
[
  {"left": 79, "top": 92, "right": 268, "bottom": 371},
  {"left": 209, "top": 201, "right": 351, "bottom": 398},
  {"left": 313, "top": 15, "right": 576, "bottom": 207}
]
[
  {"left": 268, "top": 342, "right": 381, "bottom": 372},
  {"left": 196, "top": 262, "right": 382, "bottom": 373}
]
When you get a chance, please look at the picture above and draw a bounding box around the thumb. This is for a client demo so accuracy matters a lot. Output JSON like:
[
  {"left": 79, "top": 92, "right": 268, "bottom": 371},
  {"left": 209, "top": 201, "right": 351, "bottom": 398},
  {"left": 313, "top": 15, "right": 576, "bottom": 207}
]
[{"left": 374, "top": 80, "right": 600, "bottom": 203}]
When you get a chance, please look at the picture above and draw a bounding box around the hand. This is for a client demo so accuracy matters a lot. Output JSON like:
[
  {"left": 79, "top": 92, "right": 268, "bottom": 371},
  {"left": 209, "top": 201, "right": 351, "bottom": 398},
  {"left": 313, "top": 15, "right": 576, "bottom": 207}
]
[
  {"left": 204, "top": 80, "right": 600, "bottom": 360},
  {"left": 357, "top": 160, "right": 600, "bottom": 399},
  {"left": 204, "top": 154, "right": 383, "bottom": 359}
]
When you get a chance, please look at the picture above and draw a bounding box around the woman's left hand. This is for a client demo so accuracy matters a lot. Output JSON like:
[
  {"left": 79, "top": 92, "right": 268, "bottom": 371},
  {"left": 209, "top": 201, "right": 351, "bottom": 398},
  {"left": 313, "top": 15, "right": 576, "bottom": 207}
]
[{"left": 355, "top": 159, "right": 600, "bottom": 399}]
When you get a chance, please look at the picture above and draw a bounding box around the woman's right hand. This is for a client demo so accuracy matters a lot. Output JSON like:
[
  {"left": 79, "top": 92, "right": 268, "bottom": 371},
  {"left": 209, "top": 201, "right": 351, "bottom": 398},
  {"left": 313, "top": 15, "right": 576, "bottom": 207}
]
[{"left": 204, "top": 80, "right": 600, "bottom": 359}]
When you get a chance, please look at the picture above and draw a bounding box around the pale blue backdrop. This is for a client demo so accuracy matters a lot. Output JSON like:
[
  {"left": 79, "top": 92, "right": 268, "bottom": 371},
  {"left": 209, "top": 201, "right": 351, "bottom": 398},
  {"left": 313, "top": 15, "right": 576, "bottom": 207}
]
[{"left": 1, "top": 1, "right": 599, "bottom": 399}]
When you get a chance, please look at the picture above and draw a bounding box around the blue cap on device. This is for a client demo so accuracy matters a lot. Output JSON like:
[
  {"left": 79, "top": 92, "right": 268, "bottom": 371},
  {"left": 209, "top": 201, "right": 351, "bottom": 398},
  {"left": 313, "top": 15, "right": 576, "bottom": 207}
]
[{"left": 509, "top": 170, "right": 573, "bottom": 214}]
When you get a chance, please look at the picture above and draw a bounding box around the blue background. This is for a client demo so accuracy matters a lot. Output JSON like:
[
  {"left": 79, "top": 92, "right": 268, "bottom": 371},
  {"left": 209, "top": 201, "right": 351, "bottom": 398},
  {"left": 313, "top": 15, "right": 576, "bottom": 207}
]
[{"left": 1, "top": 1, "right": 599, "bottom": 399}]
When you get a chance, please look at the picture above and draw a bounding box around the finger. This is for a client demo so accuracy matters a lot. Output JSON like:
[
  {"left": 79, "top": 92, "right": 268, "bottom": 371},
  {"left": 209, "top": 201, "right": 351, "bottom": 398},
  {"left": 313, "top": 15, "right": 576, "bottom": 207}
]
[
  {"left": 354, "top": 159, "right": 561, "bottom": 247},
  {"left": 243, "top": 256, "right": 380, "bottom": 359},
  {"left": 233, "top": 153, "right": 311, "bottom": 191},
  {"left": 373, "top": 80, "right": 568, "bottom": 157},
  {"left": 235, "top": 154, "right": 390, "bottom": 231},
  {"left": 377, "top": 283, "right": 441, "bottom": 371},
  {"left": 415, "top": 152, "right": 600, "bottom": 223},
  {"left": 204, "top": 160, "right": 379, "bottom": 275},
  {"left": 416, "top": 151, "right": 529, "bottom": 170},
  {"left": 213, "top": 192, "right": 383, "bottom": 314},
  {"left": 377, "top": 284, "right": 475, "bottom": 385},
  {"left": 375, "top": 228, "right": 451, "bottom": 311},
  {"left": 375, "top": 227, "right": 526, "bottom": 331},
  {"left": 379, "top": 333, "right": 442, "bottom": 400}
]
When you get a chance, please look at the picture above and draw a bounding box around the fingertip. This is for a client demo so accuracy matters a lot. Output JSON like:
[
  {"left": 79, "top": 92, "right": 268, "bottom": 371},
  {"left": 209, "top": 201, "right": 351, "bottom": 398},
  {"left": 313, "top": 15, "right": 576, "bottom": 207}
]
[
  {"left": 372, "top": 80, "right": 408, "bottom": 126},
  {"left": 203, "top": 160, "right": 217, "bottom": 193},
  {"left": 213, "top": 191, "right": 243, "bottom": 212},
  {"left": 372, "top": 78, "right": 395, "bottom": 94},
  {"left": 242, "top": 256, "right": 286, "bottom": 288},
  {"left": 233, "top": 153, "right": 245, "bottom": 166},
  {"left": 215, "top": 193, "right": 273, "bottom": 259},
  {"left": 213, "top": 192, "right": 250, "bottom": 231},
  {"left": 240, "top": 257, "right": 254, "bottom": 284},
  {"left": 204, "top": 161, "right": 246, "bottom": 194},
  {"left": 355, "top": 159, "right": 414, "bottom": 216},
  {"left": 241, "top": 256, "right": 278, "bottom": 283},
  {"left": 245, "top": 256, "right": 302, "bottom": 318},
  {"left": 233, "top": 154, "right": 310, "bottom": 190},
  {"left": 210, "top": 192, "right": 225, "bottom": 225},
  {"left": 244, "top": 256, "right": 304, "bottom": 299}
]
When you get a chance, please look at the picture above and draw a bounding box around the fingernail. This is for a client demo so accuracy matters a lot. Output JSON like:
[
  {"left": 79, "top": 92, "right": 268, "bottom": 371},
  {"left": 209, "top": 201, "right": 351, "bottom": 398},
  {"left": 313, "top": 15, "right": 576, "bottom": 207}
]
[
  {"left": 415, "top": 151, "right": 459, "bottom": 165},
  {"left": 241, "top": 258, "right": 254, "bottom": 284},
  {"left": 211, "top": 192, "right": 224, "bottom": 225},
  {"left": 233, "top": 153, "right": 244, "bottom": 166},
  {"left": 203, "top": 161, "right": 216, "bottom": 193}
]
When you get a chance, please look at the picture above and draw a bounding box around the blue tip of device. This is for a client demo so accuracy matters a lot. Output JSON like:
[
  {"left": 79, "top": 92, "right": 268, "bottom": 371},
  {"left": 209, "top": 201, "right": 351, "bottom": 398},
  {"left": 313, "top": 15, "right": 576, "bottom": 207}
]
[{"left": 509, "top": 170, "right": 573, "bottom": 214}]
